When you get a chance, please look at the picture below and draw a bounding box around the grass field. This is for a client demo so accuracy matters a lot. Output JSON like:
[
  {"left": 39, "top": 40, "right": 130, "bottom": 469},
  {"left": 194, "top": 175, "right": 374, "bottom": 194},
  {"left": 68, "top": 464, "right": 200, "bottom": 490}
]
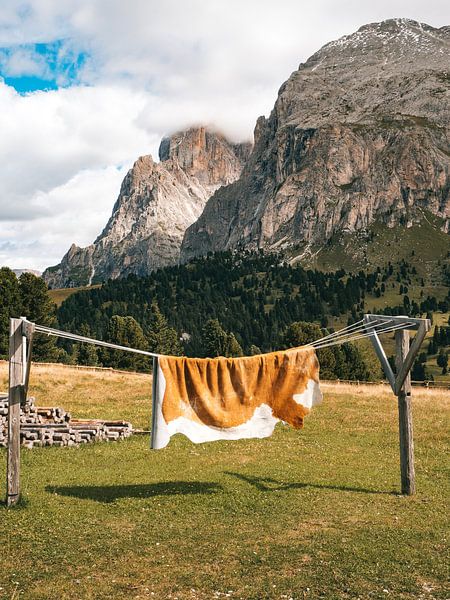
[
  {"left": 0, "top": 363, "right": 449, "bottom": 600},
  {"left": 48, "top": 284, "right": 102, "bottom": 307}
]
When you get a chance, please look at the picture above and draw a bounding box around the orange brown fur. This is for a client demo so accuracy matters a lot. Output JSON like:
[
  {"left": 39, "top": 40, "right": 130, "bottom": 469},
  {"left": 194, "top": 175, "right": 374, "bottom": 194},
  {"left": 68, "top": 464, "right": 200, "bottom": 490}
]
[{"left": 158, "top": 346, "right": 319, "bottom": 429}]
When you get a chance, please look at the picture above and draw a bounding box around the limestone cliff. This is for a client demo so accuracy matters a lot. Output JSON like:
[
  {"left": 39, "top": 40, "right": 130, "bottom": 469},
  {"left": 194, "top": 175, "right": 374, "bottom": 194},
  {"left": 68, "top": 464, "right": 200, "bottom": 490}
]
[
  {"left": 181, "top": 19, "right": 449, "bottom": 265},
  {"left": 43, "top": 127, "right": 251, "bottom": 287}
]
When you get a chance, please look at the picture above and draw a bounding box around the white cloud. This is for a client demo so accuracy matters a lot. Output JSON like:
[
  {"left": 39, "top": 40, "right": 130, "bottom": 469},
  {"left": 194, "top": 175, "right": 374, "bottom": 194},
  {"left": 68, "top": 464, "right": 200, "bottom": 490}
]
[
  {"left": 0, "top": 81, "right": 159, "bottom": 216},
  {"left": 0, "top": 80, "right": 162, "bottom": 269},
  {"left": 0, "top": 165, "right": 130, "bottom": 270},
  {"left": 0, "top": 46, "right": 50, "bottom": 77},
  {"left": 0, "top": 0, "right": 449, "bottom": 271}
]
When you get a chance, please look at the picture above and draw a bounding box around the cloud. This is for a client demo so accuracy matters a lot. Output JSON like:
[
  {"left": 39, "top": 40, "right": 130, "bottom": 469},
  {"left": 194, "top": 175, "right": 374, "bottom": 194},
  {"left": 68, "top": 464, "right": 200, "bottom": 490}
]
[
  {"left": 0, "top": 0, "right": 449, "bottom": 271},
  {"left": 0, "top": 81, "right": 159, "bottom": 213},
  {"left": 0, "top": 165, "right": 130, "bottom": 270},
  {"left": 0, "top": 80, "right": 162, "bottom": 268},
  {"left": 0, "top": 46, "right": 50, "bottom": 77}
]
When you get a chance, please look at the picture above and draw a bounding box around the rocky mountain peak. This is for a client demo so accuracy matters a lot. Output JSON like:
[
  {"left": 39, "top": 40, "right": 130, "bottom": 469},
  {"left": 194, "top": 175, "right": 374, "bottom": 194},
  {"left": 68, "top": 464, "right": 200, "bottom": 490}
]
[
  {"left": 43, "top": 19, "right": 449, "bottom": 288},
  {"left": 269, "top": 19, "right": 449, "bottom": 133},
  {"left": 181, "top": 19, "right": 449, "bottom": 265},
  {"left": 43, "top": 126, "right": 252, "bottom": 288},
  {"left": 158, "top": 126, "right": 252, "bottom": 190}
]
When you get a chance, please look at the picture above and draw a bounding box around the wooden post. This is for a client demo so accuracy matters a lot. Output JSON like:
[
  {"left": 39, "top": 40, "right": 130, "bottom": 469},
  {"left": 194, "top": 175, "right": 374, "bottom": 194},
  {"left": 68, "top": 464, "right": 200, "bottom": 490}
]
[
  {"left": 7, "top": 318, "right": 25, "bottom": 507},
  {"left": 150, "top": 356, "right": 159, "bottom": 449},
  {"left": 395, "top": 329, "right": 415, "bottom": 495}
]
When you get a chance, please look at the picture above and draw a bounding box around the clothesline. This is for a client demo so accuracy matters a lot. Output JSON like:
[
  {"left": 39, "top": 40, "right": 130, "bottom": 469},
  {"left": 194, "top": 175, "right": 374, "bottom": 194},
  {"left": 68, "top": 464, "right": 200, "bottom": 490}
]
[
  {"left": 310, "top": 318, "right": 414, "bottom": 349},
  {"left": 32, "top": 316, "right": 414, "bottom": 357},
  {"left": 34, "top": 324, "right": 160, "bottom": 358}
]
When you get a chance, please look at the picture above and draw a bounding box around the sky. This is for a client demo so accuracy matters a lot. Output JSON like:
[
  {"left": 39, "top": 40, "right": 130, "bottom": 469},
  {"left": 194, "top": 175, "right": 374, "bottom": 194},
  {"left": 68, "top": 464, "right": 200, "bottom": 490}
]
[{"left": 0, "top": 0, "right": 448, "bottom": 273}]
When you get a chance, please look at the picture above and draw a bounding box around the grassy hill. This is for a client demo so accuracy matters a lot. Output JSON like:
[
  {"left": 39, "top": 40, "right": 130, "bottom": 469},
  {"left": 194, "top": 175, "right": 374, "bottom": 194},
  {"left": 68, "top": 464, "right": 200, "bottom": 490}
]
[
  {"left": 48, "top": 284, "right": 101, "bottom": 307},
  {"left": 303, "top": 214, "right": 449, "bottom": 281},
  {"left": 0, "top": 363, "right": 448, "bottom": 599}
]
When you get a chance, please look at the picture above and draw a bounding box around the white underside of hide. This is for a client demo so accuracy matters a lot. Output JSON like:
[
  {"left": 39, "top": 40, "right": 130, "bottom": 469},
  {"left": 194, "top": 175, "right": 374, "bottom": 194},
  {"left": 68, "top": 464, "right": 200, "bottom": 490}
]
[
  {"left": 166, "top": 403, "right": 278, "bottom": 446},
  {"left": 293, "top": 378, "right": 323, "bottom": 409}
]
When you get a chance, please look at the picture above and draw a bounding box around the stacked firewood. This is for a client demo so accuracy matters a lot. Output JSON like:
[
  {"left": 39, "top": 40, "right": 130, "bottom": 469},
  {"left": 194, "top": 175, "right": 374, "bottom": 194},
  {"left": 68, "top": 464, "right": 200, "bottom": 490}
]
[{"left": 0, "top": 393, "right": 133, "bottom": 448}]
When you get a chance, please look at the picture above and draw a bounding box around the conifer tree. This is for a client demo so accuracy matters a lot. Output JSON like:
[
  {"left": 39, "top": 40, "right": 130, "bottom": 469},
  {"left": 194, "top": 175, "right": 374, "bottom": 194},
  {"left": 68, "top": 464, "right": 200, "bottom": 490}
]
[
  {"left": 437, "top": 349, "right": 448, "bottom": 375},
  {"left": 103, "top": 315, "right": 150, "bottom": 370},
  {"left": 226, "top": 333, "right": 243, "bottom": 357},
  {"left": 72, "top": 324, "right": 99, "bottom": 366},
  {"left": 201, "top": 319, "right": 229, "bottom": 357},
  {"left": 19, "top": 272, "right": 58, "bottom": 361},
  {"left": 147, "top": 302, "right": 182, "bottom": 356},
  {"left": 249, "top": 344, "right": 262, "bottom": 356}
]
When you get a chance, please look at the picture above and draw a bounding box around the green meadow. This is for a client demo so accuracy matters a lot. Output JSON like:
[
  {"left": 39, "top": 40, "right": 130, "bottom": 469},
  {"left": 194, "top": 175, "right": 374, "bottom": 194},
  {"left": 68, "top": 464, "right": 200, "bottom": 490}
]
[{"left": 0, "top": 364, "right": 448, "bottom": 600}]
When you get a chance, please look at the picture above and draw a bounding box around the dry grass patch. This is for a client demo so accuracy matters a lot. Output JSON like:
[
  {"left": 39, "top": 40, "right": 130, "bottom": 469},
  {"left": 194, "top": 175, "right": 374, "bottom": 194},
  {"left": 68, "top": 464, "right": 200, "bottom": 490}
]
[{"left": 0, "top": 360, "right": 151, "bottom": 429}]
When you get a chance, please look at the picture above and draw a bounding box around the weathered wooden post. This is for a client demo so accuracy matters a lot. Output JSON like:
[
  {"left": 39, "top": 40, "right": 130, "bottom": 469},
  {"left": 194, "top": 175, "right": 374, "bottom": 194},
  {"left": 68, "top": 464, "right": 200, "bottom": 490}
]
[
  {"left": 150, "top": 356, "right": 159, "bottom": 449},
  {"left": 395, "top": 329, "right": 415, "bottom": 495},
  {"left": 7, "top": 318, "right": 25, "bottom": 507},
  {"left": 364, "top": 314, "right": 430, "bottom": 495}
]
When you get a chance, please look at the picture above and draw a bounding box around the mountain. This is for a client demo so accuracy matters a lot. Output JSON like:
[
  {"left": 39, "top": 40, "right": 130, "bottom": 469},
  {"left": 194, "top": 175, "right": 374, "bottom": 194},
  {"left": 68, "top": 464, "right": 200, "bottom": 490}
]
[
  {"left": 43, "top": 127, "right": 252, "bottom": 288},
  {"left": 181, "top": 19, "right": 450, "bottom": 269},
  {"left": 12, "top": 269, "right": 42, "bottom": 278}
]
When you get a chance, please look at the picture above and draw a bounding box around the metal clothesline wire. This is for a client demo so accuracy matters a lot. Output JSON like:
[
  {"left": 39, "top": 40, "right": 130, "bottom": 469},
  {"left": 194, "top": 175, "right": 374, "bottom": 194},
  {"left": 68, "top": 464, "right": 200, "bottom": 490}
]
[
  {"left": 309, "top": 318, "right": 405, "bottom": 348},
  {"left": 308, "top": 318, "right": 366, "bottom": 345},
  {"left": 310, "top": 320, "right": 415, "bottom": 350},
  {"left": 32, "top": 317, "right": 414, "bottom": 358},
  {"left": 306, "top": 317, "right": 406, "bottom": 348},
  {"left": 309, "top": 320, "right": 377, "bottom": 347},
  {"left": 310, "top": 318, "right": 407, "bottom": 348},
  {"left": 34, "top": 324, "right": 160, "bottom": 358}
]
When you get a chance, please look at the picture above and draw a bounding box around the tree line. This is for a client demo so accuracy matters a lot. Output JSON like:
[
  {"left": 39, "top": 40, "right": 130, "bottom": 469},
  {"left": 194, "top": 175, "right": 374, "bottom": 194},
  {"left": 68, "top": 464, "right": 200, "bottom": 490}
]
[{"left": 1, "top": 252, "right": 448, "bottom": 381}]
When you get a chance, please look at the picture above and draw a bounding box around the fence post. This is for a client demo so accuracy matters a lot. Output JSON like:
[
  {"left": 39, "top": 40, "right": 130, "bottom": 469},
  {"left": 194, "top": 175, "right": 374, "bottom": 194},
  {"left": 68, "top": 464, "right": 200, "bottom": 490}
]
[
  {"left": 7, "top": 318, "right": 25, "bottom": 507},
  {"left": 395, "top": 329, "right": 415, "bottom": 495}
]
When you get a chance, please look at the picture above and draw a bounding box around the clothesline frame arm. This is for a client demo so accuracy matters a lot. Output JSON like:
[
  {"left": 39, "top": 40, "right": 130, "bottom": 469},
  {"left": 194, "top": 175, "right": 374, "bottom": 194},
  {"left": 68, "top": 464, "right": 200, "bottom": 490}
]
[{"left": 363, "top": 314, "right": 431, "bottom": 394}]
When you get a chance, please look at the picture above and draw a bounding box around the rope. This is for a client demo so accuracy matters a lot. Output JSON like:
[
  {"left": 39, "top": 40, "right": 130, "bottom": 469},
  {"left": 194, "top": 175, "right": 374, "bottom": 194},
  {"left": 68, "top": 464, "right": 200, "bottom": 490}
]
[
  {"left": 310, "top": 320, "right": 414, "bottom": 350},
  {"left": 34, "top": 324, "right": 159, "bottom": 358},
  {"left": 309, "top": 318, "right": 366, "bottom": 346},
  {"left": 33, "top": 317, "right": 416, "bottom": 358}
]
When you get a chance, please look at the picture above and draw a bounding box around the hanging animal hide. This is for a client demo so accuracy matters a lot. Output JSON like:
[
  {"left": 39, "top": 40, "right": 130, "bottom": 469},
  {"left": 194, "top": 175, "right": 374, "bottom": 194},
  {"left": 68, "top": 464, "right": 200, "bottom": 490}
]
[{"left": 151, "top": 346, "right": 322, "bottom": 449}]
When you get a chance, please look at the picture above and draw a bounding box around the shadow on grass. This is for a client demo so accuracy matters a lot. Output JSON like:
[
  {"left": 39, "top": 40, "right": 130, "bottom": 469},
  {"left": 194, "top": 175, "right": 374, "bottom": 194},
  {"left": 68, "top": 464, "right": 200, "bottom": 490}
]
[
  {"left": 225, "top": 472, "right": 398, "bottom": 495},
  {"left": 46, "top": 481, "right": 222, "bottom": 503}
]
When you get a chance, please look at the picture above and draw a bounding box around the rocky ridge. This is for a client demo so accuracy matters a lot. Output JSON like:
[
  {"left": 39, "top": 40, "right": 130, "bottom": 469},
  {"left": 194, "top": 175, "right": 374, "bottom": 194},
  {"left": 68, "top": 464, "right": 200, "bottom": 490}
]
[
  {"left": 181, "top": 19, "right": 449, "bottom": 264},
  {"left": 43, "top": 127, "right": 251, "bottom": 288}
]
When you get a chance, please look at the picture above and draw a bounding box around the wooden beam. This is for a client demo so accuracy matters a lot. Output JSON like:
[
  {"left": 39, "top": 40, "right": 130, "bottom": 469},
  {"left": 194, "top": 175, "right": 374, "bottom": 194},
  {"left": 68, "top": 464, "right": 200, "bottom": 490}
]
[
  {"left": 363, "top": 316, "right": 396, "bottom": 391},
  {"left": 395, "top": 329, "right": 415, "bottom": 495},
  {"left": 7, "top": 318, "right": 25, "bottom": 507},
  {"left": 150, "top": 356, "right": 159, "bottom": 450},
  {"left": 364, "top": 314, "right": 424, "bottom": 331},
  {"left": 394, "top": 320, "right": 430, "bottom": 395}
]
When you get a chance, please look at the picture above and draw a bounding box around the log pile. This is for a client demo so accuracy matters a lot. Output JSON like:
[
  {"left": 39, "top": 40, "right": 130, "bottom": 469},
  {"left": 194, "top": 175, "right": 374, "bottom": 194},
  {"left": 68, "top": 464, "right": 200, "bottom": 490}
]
[{"left": 0, "top": 393, "right": 133, "bottom": 448}]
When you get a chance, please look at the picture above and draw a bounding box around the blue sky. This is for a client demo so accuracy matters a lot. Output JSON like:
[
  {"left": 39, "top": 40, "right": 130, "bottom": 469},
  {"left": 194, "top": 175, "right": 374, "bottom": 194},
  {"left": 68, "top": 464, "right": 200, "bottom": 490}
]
[
  {"left": 0, "top": 40, "right": 88, "bottom": 92},
  {"left": 0, "top": 0, "right": 448, "bottom": 272}
]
